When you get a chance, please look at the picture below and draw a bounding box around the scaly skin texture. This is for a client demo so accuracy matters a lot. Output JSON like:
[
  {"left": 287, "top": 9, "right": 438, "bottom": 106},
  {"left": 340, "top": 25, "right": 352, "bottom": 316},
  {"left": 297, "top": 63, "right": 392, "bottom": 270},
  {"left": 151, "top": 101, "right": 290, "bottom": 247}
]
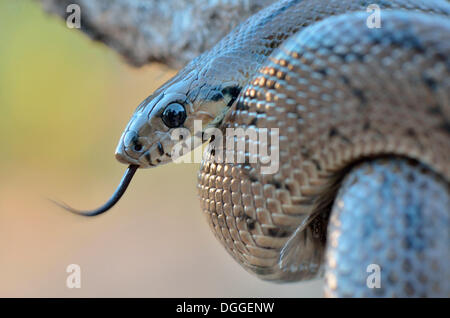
[
  {"left": 197, "top": 9, "right": 450, "bottom": 287},
  {"left": 115, "top": 0, "right": 450, "bottom": 168},
  {"left": 324, "top": 159, "right": 449, "bottom": 297},
  {"left": 115, "top": 0, "right": 450, "bottom": 296}
]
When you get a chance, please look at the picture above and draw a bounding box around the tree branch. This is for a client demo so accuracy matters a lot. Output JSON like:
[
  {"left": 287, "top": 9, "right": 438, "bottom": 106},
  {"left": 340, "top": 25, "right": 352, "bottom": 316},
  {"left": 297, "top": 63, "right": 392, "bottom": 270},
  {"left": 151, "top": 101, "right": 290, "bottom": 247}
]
[{"left": 38, "top": 0, "right": 275, "bottom": 68}]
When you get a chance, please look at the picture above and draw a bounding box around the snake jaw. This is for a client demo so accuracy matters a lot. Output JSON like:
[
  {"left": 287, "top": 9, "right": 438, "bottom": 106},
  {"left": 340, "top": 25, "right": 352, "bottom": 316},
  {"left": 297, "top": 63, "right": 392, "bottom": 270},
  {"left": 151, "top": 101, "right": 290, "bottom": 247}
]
[
  {"left": 137, "top": 136, "right": 175, "bottom": 168},
  {"left": 115, "top": 150, "right": 140, "bottom": 166}
]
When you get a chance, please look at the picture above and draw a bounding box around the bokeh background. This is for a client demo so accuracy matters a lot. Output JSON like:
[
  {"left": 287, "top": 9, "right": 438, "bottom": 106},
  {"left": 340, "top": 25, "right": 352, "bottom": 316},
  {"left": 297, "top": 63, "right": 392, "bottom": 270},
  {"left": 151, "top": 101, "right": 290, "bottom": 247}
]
[{"left": 0, "top": 0, "right": 323, "bottom": 297}]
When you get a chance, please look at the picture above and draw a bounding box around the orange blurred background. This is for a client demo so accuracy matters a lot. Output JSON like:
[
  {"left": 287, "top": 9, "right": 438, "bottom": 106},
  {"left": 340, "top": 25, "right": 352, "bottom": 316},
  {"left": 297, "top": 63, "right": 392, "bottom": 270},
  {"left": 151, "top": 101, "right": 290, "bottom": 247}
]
[{"left": 0, "top": 0, "right": 323, "bottom": 297}]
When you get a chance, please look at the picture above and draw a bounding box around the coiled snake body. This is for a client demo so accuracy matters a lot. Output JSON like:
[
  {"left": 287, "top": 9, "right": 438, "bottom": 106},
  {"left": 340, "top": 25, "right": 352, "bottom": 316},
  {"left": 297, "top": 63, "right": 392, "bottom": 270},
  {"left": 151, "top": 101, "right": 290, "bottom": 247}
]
[{"left": 65, "top": 0, "right": 450, "bottom": 297}]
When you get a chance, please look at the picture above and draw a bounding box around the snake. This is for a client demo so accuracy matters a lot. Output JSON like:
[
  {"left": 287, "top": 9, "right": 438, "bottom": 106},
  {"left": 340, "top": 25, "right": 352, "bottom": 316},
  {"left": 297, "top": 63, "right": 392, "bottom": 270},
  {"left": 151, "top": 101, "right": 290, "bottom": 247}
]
[{"left": 59, "top": 0, "right": 450, "bottom": 297}]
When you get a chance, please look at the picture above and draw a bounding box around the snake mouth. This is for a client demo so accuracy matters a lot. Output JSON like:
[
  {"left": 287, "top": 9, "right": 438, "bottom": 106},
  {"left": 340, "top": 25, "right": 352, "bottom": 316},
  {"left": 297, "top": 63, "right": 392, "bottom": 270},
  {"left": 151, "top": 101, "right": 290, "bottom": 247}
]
[
  {"left": 135, "top": 138, "right": 174, "bottom": 168},
  {"left": 139, "top": 150, "right": 157, "bottom": 167},
  {"left": 115, "top": 151, "right": 141, "bottom": 166},
  {"left": 138, "top": 149, "right": 170, "bottom": 168}
]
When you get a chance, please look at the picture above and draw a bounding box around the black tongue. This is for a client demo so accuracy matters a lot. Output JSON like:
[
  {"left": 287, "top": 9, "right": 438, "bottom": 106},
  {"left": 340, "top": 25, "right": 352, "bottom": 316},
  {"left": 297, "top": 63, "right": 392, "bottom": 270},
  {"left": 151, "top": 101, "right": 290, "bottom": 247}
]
[{"left": 53, "top": 164, "right": 138, "bottom": 216}]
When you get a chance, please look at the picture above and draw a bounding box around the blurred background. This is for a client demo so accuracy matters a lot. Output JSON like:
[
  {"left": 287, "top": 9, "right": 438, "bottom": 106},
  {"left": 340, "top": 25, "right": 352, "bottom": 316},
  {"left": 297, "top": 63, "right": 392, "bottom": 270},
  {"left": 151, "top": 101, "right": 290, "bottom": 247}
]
[{"left": 0, "top": 0, "right": 323, "bottom": 297}]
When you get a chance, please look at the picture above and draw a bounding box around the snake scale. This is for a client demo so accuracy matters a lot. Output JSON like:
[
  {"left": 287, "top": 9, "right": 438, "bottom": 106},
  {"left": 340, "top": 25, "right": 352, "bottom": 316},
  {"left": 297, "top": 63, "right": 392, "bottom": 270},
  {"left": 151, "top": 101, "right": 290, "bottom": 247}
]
[{"left": 63, "top": 0, "right": 450, "bottom": 297}]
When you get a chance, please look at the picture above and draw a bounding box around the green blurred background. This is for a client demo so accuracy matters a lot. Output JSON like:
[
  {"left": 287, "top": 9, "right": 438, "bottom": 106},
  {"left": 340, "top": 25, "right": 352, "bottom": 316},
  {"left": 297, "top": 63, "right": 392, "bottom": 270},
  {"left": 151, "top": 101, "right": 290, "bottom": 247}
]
[{"left": 0, "top": 0, "right": 322, "bottom": 297}]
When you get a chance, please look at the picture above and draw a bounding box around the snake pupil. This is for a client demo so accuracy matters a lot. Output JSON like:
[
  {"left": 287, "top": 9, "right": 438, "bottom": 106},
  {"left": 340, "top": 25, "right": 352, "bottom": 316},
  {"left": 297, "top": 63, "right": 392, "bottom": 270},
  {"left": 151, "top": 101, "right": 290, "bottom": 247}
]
[
  {"left": 162, "top": 103, "right": 187, "bottom": 128},
  {"left": 134, "top": 143, "right": 142, "bottom": 152}
]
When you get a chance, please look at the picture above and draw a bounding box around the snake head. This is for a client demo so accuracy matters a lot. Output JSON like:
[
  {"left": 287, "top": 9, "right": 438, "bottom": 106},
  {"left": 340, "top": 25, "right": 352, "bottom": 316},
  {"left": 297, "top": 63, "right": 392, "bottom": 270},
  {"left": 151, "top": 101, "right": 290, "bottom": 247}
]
[
  {"left": 115, "top": 85, "right": 193, "bottom": 168},
  {"left": 115, "top": 68, "right": 241, "bottom": 168}
]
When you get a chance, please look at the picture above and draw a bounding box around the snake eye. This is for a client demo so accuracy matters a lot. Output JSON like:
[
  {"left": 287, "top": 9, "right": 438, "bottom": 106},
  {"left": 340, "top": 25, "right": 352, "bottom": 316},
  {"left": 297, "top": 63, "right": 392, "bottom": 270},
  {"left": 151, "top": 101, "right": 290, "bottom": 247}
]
[
  {"left": 133, "top": 143, "right": 143, "bottom": 152},
  {"left": 161, "top": 103, "right": 187, "bottom": 128}
]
